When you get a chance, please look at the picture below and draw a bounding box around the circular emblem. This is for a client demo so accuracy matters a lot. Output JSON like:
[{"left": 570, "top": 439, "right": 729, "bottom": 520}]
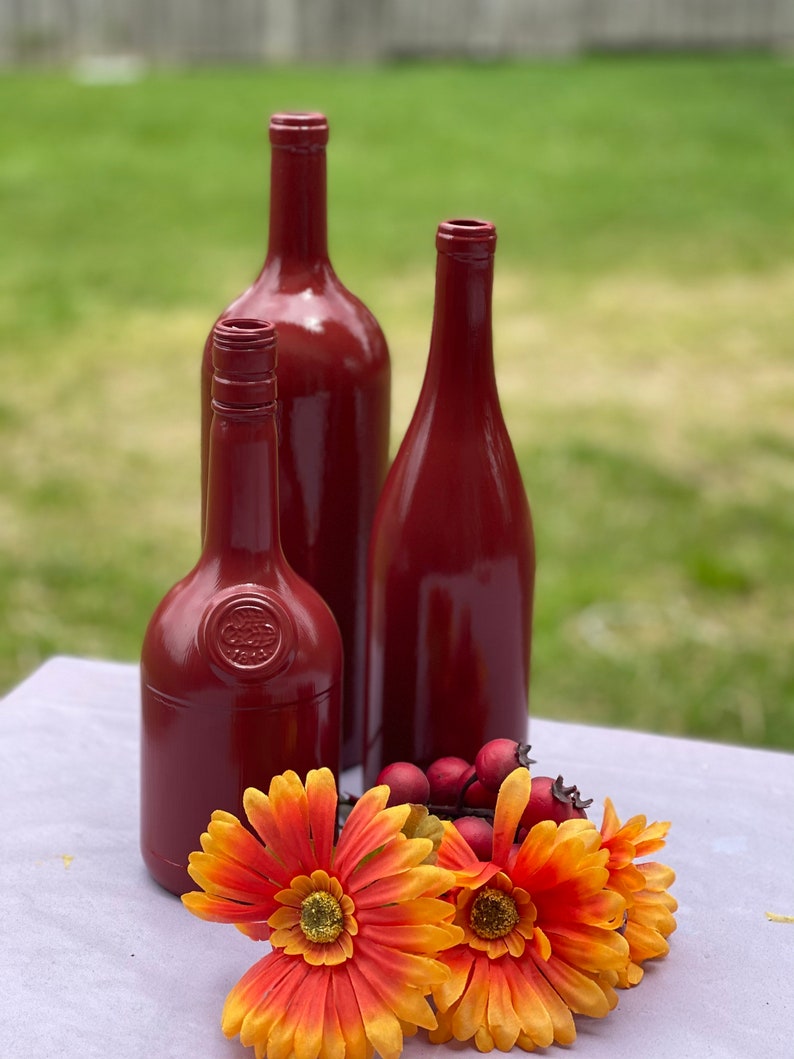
[{"left": 201, "top": 590, "right": 294, "bottom": 678}]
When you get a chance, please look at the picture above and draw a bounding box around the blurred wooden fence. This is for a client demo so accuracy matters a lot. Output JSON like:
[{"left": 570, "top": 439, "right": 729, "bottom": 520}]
[{"left": 1, "top": 0, "right": 792, "bottom": 67}]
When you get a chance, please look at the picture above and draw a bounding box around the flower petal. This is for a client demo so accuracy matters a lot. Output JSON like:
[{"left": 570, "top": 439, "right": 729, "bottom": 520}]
[
  {"left": 345, "top": 960, "right": 407, "bottom": 1059},
  {"left": 360, "top": 921, "right": 460, "bottom": 954},
  {"left": 346, "top": 836, "right": 433, "bottom": 893},
  {"left": 437, "top": 821, "right": 501, "bottom": 888},
  {"left": 235, "top": 921, "right": 271, "bottom": 941},
  {"left": 638, "top": 860, "right": 677, "bottom": 893},
  {"left": 450, "top": 952, "right": 490, "bottom": 1043},
  {"left": 510, "top": 820, "right": 556, "bottom": 884},
  {"left": 318, "top": 977, "right": 347, "bottom": 1059},
  {"left": 632, "top": 819, "right": 671, "bottom": 857},
  {"left": 222, "top": 949, "right": 308, "bottom": 1042},
  {"left": 282, "top": 965, "right": 331, "bottom": 1059},
  {"left": 186, "top": 850, "right": 275, "bottom": 904},
  {"left": 433, "top": 946, "right": 475, "bottom": 1012},
  {"left": 354, "top": 936, "right": 453, "bottom": 991},
  {"left": 492, "top": 767, "right": 531, "bottom": 864},
  {"left": 245, "top": 773, "right": 317, "bottom": 874},
  {"left": 353, "top": 864, "right": 455, "bottom": 908},
  {"left": 363, "top": 896, "right": 455, "bottom": 928},
  {"left": 333, "top": 791, "right": 409, "bottom": 876},
  {"left": 599, "top": 798, "right": 621, "bottom": 842},
  {"left": 501, "top": 956, "right": 556, "bottom": 1048},
  {"left": 488, "top": 960, "right": 524, "bottom": 1050},
  {"left": 631, "top": 888, "right": 678, "bottom": 935},
  {"left": 539, "top": 954, "right": 615, "bottom": 1018},
  {"left": 181, "top": 890, "right": 273, "bottom": 925},
  {"left": 330, "top": 966, "right": 372, "bottom": 1059},
  {"left": 544, "top": 923, "right": 629, "bottom": 974},
  {"left": 305, "top": 768, "right": 339, "bottom": 869},
  {"left": 624, "top": 919, "right": 671, "bottom": 963},
  {"left": 353, "top": 941, "right": 443, "bottom": 1029},
  {"left": 199, "top": 811, "right": 293, "bottom": 887},
  {"left": 265, "top": 970, "right": 334, "bottom": 1059}
]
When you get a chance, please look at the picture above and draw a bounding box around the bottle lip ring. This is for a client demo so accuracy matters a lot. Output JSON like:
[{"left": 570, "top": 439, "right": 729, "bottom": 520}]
[
  {"left": 269, "top": 112, "right": 329, "bottom": 147},
  {"left": 436, "top": 218, "right": 497, "bottom": 257},
  {"left": 213, "top": 318, "right": 277, "bottom": 352}
]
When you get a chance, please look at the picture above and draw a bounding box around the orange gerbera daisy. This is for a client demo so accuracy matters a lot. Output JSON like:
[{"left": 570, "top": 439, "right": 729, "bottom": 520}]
[
  {"left": 599, "top": 797, "right": 677, "bottom": 987},
  {"left": 182, "top": 768, "right": 462, "bottom": 1059},
  {"left": 430, "top": 768, "right": 629, "bottom": 1053}
]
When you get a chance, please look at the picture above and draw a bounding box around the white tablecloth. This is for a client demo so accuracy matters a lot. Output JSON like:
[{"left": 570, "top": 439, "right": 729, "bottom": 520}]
[{"left": 2, "top": 656, "right": 793, "bottom": 1057}]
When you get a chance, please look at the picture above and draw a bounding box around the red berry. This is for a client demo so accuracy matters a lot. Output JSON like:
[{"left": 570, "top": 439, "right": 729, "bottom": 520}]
[
  {"left": 376, "top": 762, "right": 430, "bottom": 807},
  {"left": 455, "top": 764, "right": 478, "bottom": 804},
  {"left": 462, "top": 779, "right": 498, "bottom": 811},
  {"left": 426, "top": 756, "right": 471, "bottom": 806},
  {"left": 520, "top": 775, "right": 591, "bottom": 829},
  {"left": 474, "top": 738, "right": 534, "bottom": 793},
  {"left": 453, "top": 816, "right": 494, "bottom": 860}
]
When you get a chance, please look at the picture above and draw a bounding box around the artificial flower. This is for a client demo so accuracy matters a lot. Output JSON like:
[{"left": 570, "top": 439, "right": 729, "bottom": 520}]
[
  {"left": 599, "top": 796, "right": 677, "bottom": 987},
  {"left": 430, "top": 768, "right": 630, "bottom": 1052},
  {"left": 182, "top": 768, "right": 463, "bottom": 1059}
]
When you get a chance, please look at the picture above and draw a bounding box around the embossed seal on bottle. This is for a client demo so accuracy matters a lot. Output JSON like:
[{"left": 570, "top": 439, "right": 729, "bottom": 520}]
[{"left": 200, "top": 589, "right": 294, "bottom": 678}]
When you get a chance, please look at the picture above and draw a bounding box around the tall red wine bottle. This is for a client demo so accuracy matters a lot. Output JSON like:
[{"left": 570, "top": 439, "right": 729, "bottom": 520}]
[{"left": 200, "top": 112, "right": 390, "bottom": 769}]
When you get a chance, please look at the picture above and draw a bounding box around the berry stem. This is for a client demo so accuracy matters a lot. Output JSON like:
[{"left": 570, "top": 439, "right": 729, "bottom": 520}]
[
  {"left": 517, "top": 743, "right": 536, "bottom": 768},
  {"left": 455, "top": 773, "right": 478, "bottom": 814},
  {"left": 428, "top": 803, "right": 496, "bottom": 821}
]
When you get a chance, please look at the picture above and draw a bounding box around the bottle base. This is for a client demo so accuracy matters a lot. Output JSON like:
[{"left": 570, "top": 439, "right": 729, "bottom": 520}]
[{"left": 141, "top": 844, "right": 193, "bottom": 897}]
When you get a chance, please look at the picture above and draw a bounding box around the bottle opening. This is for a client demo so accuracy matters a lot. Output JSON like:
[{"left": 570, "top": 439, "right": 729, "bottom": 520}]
[
  {"left": 212, "top": 319, "right": 278, "bottom": 406},
  {"left": 436, "top": 218, "right": 497, "bottom": 258},
  {"left": 269, "top": 112, "right": 329, "bottom": 148},
  {"left": 213, "top": 318, "right": 277, "bottom": 353}
]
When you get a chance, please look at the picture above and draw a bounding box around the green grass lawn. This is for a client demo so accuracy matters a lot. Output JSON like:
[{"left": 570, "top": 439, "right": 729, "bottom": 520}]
[{"left": 1, "top": 55, "right": 793, "bottom": 750}]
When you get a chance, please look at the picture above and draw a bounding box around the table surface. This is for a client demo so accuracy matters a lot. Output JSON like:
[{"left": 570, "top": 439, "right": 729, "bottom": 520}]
[{"left": 2, "top": 656, "right": 793, "bottom": 1058}]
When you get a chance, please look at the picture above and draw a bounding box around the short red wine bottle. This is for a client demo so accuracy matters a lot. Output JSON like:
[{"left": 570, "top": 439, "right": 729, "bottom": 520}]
[{"left": 143, "top": 319, "right": 342, "bottom": 895}]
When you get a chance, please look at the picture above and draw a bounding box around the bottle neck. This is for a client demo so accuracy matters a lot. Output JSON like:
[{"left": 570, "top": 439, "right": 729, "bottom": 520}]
[
  {"left": 203, "top": 403, "right": 283, "bottom": 562},
  {"left": 266, "top": 143, "right": 329, "bottom": 268},
  {"left": 423, "top": 239, "right": 499, "bottom": 404}
]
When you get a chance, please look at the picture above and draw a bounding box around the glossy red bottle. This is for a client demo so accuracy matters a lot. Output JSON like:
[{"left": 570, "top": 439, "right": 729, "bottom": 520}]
[
  {"left": 200, "top": 112, "right": 390, "bottom": 769},
  {"left": 143, "top": 319, "right": 342, "bottom": 896},
  {"left": 363, "top": 219, "right": 535, "bottom": 785}
]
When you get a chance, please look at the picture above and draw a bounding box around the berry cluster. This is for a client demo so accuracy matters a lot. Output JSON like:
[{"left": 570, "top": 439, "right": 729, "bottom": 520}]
[{"left": 375, "top": 738, "right": 593, "bottom": 860}]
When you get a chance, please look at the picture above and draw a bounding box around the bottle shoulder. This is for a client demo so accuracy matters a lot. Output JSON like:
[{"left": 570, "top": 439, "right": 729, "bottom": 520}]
[
  {"left": 203, "top": 270, "right": 389, "bottom": 389},
  {"left": 141, "top": 562, "right": 342, "bottom": 699},
  {"left": 377, "top": 433, "right": 530, "bottom": 530},
  {"left": 234, "top": 265, "right": 385, "bottom": 341},
  {"left": 391, "top": 399, "right": 523, "bottom": 483}
]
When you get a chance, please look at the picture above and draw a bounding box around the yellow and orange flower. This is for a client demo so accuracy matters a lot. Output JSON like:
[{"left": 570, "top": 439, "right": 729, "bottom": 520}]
[
  {"left": 182, "top": 768, "right": 463, "bottom": 1059},
  {"left": 430, "top": 768, "right": 630, "bottom": 1053},
  {"left": 599, "top": 796, "right": 677, "bottom": 987}
]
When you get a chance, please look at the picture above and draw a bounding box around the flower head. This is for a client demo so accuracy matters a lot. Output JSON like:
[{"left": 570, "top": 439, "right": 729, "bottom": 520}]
[
  {"left": 182, "top": 768, "right": 462, "bottom": 1059},
  {"left": 599, "top": 797, "right": 677, "bottom": 987},
  {"left": 431, "top": 768, "right": 629, "bottom": 1052}
]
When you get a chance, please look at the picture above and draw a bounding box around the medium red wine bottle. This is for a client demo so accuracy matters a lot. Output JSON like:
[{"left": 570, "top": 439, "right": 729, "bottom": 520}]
[
  {"left": 143, "top": 319, "right": 342, "bottom": 896},
  {"left": 200, "top": 112, "right": 390, "bottom": 769},
  {"left": 363, "top": 219, "right": 535, "bottom": 785}
]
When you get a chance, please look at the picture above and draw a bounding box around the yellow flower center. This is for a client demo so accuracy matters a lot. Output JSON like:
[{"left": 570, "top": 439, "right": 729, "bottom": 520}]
[
  {"left": 300, "top": 890, "right": 344, "bottom": 944},
  {"left": 469, "top": 887, "right": 520, "bottom": 939}
]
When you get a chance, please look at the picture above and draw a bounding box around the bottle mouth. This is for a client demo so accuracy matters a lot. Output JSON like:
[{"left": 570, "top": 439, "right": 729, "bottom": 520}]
[
  {"left": 212, "top": 319, "right": 278, "bottom": 406},
  {"left": 269, "top": 112, "right": 329, "bottom": 148},
  {"left": 436, "top": 218, "right": 497, "bottom": 258},
  {"left": 213, "top": 318, "right": 277, "bottom": 354}
]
